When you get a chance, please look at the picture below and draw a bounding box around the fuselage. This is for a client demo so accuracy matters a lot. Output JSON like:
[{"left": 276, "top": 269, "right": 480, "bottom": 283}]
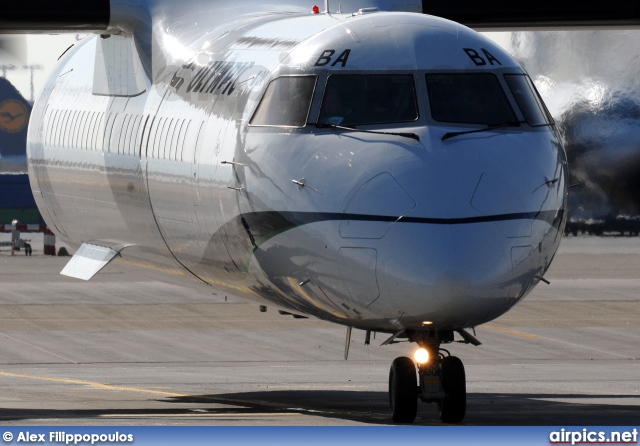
[{"left": 27, "top": 9, "right": 567, "bottom": 333}]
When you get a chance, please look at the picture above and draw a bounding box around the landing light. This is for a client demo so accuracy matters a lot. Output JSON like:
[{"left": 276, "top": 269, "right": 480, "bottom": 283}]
[{"left": 413, "top": 348, "right": 429, "bottom": 364}]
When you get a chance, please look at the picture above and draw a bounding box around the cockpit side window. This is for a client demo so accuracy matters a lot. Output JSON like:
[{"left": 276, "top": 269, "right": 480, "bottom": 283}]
[
  {"left": 250, "top": 75, "right": 317, "bottom": 127},
  {"left": 319, "top": 74, "right": 418, "bottom": 126},
  {"left": 426, "top": 73, "right": 517, "bottom": 125},
  {"left": 504, "top": 74, "right": 554, "bottom": 127}
]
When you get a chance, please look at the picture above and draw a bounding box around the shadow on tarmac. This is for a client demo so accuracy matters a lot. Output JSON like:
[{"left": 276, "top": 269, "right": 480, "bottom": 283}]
[
  {"left": 0, "top": 391, "right": 638, "bottom": 424},
  {"left": 181, "top": 390, "right": 640, "bottom": 425}
]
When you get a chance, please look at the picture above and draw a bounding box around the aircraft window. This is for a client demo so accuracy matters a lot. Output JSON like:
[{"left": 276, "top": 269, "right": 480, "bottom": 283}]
[
  {"left": 81, "top": 111, "right": 91, "bottom": 150},
  {"left": 426, "top": 73, "right": 516, "bottom": 125},
  {"left": 54, "top": 110, "right": 62, "bottom": 146},
  {"left": 134, "top": 115, "right": 145, "bottom": 156},
  {"left": 60, "top": 110, "right": 70, "bottom": 147},
  {"left": 157, "top": 118, "right": 167, "bottom": 158},
  {"left": 120, "top": 114, "right": 133, "bottom": 155},
  {"left": 141, "top": 116, "right": 150, "bottom": 157},
  {"left": 319, "top": 74, "right": 418, "bottom": 126},
  {"left": 167, "top": 119, "right": 176, "bottom": 159},
  {"left": 62, "top": 110, "right": 72, "bottom": 148},
  {"left": 127, "top": 115, "right": 137, "bottom": 155},
  {"left": 80, "top": 112, "right": 88, "bottom": 148},
  {"left": 56, "top": 111, "right": 64, "bottom": 146},
  {"left": 162, "top": 119, "right": 172, "bottom": 159},
  {"left": 69, "top": 111, "right": 78, "bottom": 148},
  {"left": 60, "top": 110, "right": 71, "bottom": 147},
  {"left": 95, "top": 113, "right": 105, "bottom": 152},
  {"left": 47, "top": 109, "right": 58, "bottom": 146},
  {"left": 91, "top": 111, "right": 99, "bottom": 150},
  {"left": 130, "top": 115, "right": 142, "bottom": 155},
  {"left": 66, "top": 111, "right": 74, "bottom": 147},
  {"left": 149, "top": 118, "right": 164, "bottom": 158},
  {"left": 165, "top": 119, "right": 172, "bottom": 159},
  {"left": 109, "top": 114, "right": 125, "bottom": 154},
  {"left": 152, "top": 119, "right": 159, "bottom": 158},
  {"left": 76, "top": 111, "right": 82, "bottom": 149},
  {"left": 170, "top": 119, "right": 183, "bottom": 161},
  {"left": 250, "top": 76, "right": 317, "bottom": 127},
  {"left": 46, "top": 109, "right": 55, "bottom": 146},
  {"left": 104, "top": 113, "right": 117, "bottom": 153},
  {"left": 84, "top": 112, "right": 92, "bottom": 149},
  {"left": 93, "top": 113, "right": 101, "bottom": 149},
  {"left": 168, "top": 119, "right": 178, "bottom": 160},
  {"left": 504, "top": 74, "right": 554, "bottom": 127},
  {"left": 74, "top": 111, "right": 84, "bottom": 149},
  {"left": 73, "top": 111, "right": 83, "bottom": 148},
  {"left": 69, "top": 110, "right": 78, "bottom": 148},
  {"left": 177, "top": 120, "right": 190, "bottom": 162},
  {"left": 67, "top": 110, "right": 76, "bottom": 147}
]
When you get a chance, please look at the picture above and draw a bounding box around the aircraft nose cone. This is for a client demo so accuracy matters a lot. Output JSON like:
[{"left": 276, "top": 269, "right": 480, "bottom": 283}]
[{"left": 377, "top": 222, "right": 515, "bottom": 328}]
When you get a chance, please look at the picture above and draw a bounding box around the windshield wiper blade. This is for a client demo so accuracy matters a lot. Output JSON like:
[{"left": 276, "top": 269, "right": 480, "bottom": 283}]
[
  {"left": 441, "top": 121, "right": 523, "bottom": 141},
  {"left": 314, "top": 123, "right": 420, "bottom": 141}
]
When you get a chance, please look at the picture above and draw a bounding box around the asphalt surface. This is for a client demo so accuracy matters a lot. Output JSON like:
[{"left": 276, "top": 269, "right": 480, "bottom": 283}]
[{"left": 0, "top": 235, "right": 638, "bottom": 425}]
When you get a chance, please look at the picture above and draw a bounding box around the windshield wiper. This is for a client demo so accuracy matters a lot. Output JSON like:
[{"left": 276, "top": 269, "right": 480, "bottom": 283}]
[
  {"left": 313, "top": 123, "right": 420, "bottom": 141},
  {"left": 441, "top": 121, "right": 523, "bottom": 141}
]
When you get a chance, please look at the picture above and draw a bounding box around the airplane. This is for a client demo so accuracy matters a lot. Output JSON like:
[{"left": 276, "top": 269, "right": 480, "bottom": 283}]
[
  {"left": 0, "top": 77, "right": 42, "bottom": 225},
  {"left": 1, "top": 0, "right": 636, "bottom": 424}
]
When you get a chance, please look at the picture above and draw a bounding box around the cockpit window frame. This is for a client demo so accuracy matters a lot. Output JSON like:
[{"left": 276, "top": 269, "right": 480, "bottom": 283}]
[
  {"left": 425, "top": 72, "right": 518, "bottom": 127},
  {"left": 249, "top": 74, "right": 318, "bottom": 129},
  {"left": 317, "top": 73, "right": 420, "bottom": 127},
  {"left": 503, "top": 74, "right": 555, "bottom": 127}
]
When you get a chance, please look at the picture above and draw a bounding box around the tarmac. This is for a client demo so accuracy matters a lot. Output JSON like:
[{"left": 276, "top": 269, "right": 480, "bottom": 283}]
[{"left": 0, "top": 234, "right": 638, "bottom": 426}]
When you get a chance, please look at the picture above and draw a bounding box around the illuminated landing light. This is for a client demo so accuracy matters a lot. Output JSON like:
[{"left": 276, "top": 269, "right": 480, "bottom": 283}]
[
  {"left": 422, "top": 321, "right": 433, "bottom": 326},
  {"left": 414, "top": 348, "right": 429, "bottom": 364},
  {"left": 312, "top": 5, "right": 320, "bottom": 14}
]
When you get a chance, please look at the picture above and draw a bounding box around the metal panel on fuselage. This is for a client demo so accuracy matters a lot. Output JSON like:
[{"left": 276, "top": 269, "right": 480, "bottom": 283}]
[{"left": 28, "top": 36, "right": 202, "bottom": 285}]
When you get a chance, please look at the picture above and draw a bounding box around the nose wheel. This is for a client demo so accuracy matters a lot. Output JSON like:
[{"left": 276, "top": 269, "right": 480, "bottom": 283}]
[
  {"left": 388, "top": 352, "right": 467, "bottom": 423},
  {"left": 438, "top": 355, "right": 466, "bottom": 422},
  {"left": 389, "top": 356, "right": 418, "bottom": 422}
]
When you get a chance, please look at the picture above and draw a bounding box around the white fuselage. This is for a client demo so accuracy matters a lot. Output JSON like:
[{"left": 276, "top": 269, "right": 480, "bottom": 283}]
[{"left": 27, "top": 10, "right": 567, "bottom": 333}]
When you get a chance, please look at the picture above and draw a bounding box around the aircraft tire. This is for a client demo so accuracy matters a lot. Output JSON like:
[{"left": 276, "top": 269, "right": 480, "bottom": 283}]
[
  {"left": 438, "top": 355, "right": 466, "bottom": 423},
  {"left": 389, "top": 356, "right": 418, "bottom": 423}
]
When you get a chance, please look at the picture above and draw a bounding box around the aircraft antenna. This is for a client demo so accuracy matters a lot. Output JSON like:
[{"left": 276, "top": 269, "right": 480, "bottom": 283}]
[{"left": 324, "top": 0, "right": 330, "bottom": 14}]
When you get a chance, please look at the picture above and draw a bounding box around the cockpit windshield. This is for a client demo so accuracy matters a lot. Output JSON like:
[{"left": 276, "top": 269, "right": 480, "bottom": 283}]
[
  {"left": 504, "top": 74, "right": 554, "bottom": 127},
  {"left": 426, "top": 73, "right": 517, "bottom": 125},
  {"left": 318, "top": 74, "right": 418, "bottom": 126},
  {"left": 250, "top": 76, "right": 317, "bottom": 127}
]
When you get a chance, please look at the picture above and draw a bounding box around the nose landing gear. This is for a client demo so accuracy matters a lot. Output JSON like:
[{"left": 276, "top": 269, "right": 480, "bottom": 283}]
[
  {"left": 388, "top": 329, "right": 474, "bottom": 423},
  {"left": 389, "top": 356, "right": 418, "bottom": 422}
]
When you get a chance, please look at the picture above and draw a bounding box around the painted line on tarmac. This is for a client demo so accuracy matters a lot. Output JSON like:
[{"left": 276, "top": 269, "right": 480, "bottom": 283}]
[
  {"left": 482, "top": 326, "right": 634, "bottom": 359},
  {"left": 0, "top": 371, "right": 186, "bottom": 397},
  {"left": 100, "top": 413, "right": 299, "bottom": 418},
  {"left": 482, "top": 325, "right": 541, "bottom": 339},
  {"left": 0, "top": 371, "right": 322, "bottom": 412},
  {"left": 0, "top": 371, "right": 392, "bottom": 421},
  {"left": 0, "top": 334, "right": 77, "bottom": 364}
]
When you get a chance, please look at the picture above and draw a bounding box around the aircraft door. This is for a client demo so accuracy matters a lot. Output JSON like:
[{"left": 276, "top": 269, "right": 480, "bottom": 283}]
[
  {"left": 141, "top": 87, "right": 215, "bottom": 284},
  {"left": 193, "top": 106, "right": 248, "bottom": 275}
]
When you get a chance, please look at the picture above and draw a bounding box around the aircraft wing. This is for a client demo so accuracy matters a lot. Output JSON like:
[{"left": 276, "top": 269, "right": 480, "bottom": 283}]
[
  {"left": 422, "top": 0, "right": 640, "bottom": 29},
  {"left": 1, "top": 0, "right": 640, "bottom": 33}
]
